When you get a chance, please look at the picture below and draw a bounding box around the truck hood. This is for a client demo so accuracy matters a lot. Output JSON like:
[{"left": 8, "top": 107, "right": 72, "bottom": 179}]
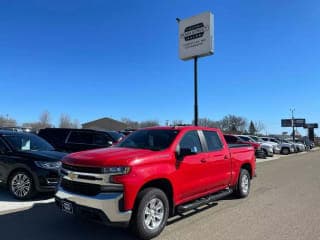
[{"left": 63, "top": 147, "right": 162, "bottom": 167}]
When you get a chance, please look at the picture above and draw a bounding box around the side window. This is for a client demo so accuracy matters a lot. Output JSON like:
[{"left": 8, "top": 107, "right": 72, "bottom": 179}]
[
  {"left": 0, "top": 139, "right": 8, "bottom": 153},
  {"left": 224, "top": 135, "right": 238, "bottom": 144},
  {"left": 179, "top": 131, "right": 203, "bottom": 153},
  {"left": 203, "top": 131, "right": 223, "bottom": 151},
  {"left": 93, "top": 134, "right": 111, "bottom": 146},
  {"left": 67, "top": 132, "right": 93, "bottom": 144}
]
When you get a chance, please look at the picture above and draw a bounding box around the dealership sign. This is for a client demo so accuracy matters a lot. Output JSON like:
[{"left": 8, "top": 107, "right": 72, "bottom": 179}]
[
  {"left": 304, "top": 123, "right": 318, "bottom": 129},
  {"left": 179, "top": 12, "right": 214, "bottom": 60},
  {"left": 281, "top": 118, "right": 306, "bottom": 127}
]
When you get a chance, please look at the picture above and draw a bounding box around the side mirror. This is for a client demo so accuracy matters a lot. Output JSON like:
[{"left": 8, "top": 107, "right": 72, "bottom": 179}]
[{"left": 176, "top": 147, "right": 197, "bottom": 161}]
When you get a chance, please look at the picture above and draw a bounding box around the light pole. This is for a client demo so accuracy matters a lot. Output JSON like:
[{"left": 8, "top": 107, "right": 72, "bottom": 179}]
[{"left": 290, "top": 108, "right": 295, "bottom": 142}]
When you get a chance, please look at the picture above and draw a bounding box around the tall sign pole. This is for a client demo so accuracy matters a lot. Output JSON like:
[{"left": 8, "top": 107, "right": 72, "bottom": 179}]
[
  {"left": 178, "top": 12, "right": 214, "bottom": 126},
  {"left": 194, "top": 56, "right": 198, "bottom": 126},
  {"left": 290, "top": 108, "right": 295, "bottom": 142}
]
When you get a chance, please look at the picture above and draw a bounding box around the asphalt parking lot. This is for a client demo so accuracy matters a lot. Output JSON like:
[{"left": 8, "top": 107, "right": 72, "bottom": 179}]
[{"left": 0, "top": 148, "right": 319, "bottom": 240}]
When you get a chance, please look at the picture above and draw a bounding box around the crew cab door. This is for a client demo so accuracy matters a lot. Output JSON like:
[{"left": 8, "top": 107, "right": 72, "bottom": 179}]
[
  {"left": 201, "top": 130, "right": 231, "bottom": 190},
  {"left": 174, "top": 130, "right": 209, "bottom": 200}
]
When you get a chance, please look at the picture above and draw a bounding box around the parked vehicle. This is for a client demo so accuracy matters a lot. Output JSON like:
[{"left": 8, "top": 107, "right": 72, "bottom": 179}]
[
  {"left": 0, "top": 130, "right": 66, "bottom": 199},
  {"left": 55, "top": 126, "right": 256, "bottom": 240},
  {"left": 38, "top": 128, "right": 124, "bottom": 153},
  {"left": 250, "top": 136, "right": 281, "bottom": 154},
  {"left": 0, "top": 126, "right": 33, "bottom": 133},
  {"left": 283, "top": 139, "right": 305, "bottom": 152},
  {"left": 302, "top": 136, "right": 314, "bottom": 150},
  {"left": 237, "top": 135, "right": 274, "bottom": 157},
  {"left": 260, "top": 137, "right": 295, "bottom": 155},
  {"left": 224, "top": 134, "right": 265, "bottom": 158}
]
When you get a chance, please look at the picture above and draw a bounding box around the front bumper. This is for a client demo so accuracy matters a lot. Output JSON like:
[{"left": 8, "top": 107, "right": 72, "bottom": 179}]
[
  {"left": 33, "top": 168, "right": 60, "bottom": 192},
  {"left": 273, "top": 147, "right": 281, "bottom": 154},
  {"left": 255, "top": 149, "right": 265, "bottom": 158},
  {"left": 55, "top": 187, "right": 132, "bottom": 225},
  {"left": 266, "top": 148, "right": 274, "bottom": 157}
]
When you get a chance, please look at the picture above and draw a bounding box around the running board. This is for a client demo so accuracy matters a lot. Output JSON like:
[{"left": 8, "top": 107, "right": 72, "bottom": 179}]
[{"left": 177, "top": 188, "right": 233, "bottom": 213}]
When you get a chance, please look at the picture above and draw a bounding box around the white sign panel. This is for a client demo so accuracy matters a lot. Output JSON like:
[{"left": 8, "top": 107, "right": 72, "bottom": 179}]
[{"left": 179, "top": 12, "right": 214, "bottom": 60}]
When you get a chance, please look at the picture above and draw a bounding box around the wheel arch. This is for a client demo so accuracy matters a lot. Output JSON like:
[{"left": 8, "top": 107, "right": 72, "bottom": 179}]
[
  {"left": 241, "top": 163, "right": 253, "bottom": 179},
  {"left": 7, "top": 167, "right": 35, "bottom": 188},
  {"left": 136, "top": 178, "right": 175, "bottom": 217}
]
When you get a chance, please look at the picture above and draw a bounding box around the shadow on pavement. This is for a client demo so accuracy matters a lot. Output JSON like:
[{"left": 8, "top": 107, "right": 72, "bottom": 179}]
[
  {"left": 0, "top": 188, "right": 55, "bottom": 202},
  {"left": 0, "top": 202, "right": 137, "bottom": 240},
  {"left": 167, "top": 202, "right": 218, "bottom": 226}
]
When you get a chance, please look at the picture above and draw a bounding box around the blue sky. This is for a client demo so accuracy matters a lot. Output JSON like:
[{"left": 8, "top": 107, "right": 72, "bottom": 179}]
[{"left": 1, "top": 0, "right": 319, "bottom": 135}]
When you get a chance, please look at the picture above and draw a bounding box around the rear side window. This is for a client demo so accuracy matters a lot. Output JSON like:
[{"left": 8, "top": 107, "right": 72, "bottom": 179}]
[
  {"left": 38, "top": 129, "right": 69, "bottom": 145},
  {"left": 224, "top": 135, "right": 238, "bottom": 144},
  {"left": 203, "top": 131, "right": 223, "bottom": 151},
  {"left": 67, "top": 131, "right": 93, "bottom": 144},
  {"left": 179, "top": 131, "right": 203, "bottom": 153}
]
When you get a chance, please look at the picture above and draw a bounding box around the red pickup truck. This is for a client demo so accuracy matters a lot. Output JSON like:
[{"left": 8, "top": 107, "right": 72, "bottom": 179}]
[{"left": 55, "top": 126, "right": 256, "bottom": 239}]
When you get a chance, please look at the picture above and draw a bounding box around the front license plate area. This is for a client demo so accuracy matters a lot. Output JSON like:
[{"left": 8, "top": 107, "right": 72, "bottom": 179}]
[{"left": 61, "top": 201, "right": 73, "bottom": 214}]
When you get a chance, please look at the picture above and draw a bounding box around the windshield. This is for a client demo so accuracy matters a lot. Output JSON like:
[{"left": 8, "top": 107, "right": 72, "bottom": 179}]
[
  {"left": 107, "top": 131, "right": 124, "bottom": 142},
  {"left": 4, "top": 134, "right": 54, "bottom": 152},
  {"left": 250, "top": 136, "right": 259, "bottom": 142},
  {"left": 117, "top": 129, "right": 179, "bottom": 151}
]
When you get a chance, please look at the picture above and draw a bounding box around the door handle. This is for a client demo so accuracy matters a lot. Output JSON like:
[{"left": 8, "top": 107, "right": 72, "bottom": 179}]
[
  {"left": 200, "top": 158, "right": 207, "bottom": 163},
  {"left": 224, "top": 155, "right": 229, "bottom": 160}
]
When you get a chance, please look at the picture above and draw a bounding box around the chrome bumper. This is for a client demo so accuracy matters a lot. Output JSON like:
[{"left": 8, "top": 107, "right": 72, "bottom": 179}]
[
  {"left": 273, "top": 147, "right": 281, "bottom": 154},
  {"left": 55, "top": 187, "right": 132, "bottom": 223}
]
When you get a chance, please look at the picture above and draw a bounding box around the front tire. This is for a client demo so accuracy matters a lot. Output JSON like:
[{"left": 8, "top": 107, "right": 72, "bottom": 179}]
[
  {"left": 236, "top": 169, "right": 251, "bottom": 198},
  {"left": 281, "top": 148, "right": 290, "bottom": 155},
  {"left": 130, "top": 188, "right": 169, "bottom": 240},
  {"left": 9, "top": 171, "right": 35, "bottom": 200}
]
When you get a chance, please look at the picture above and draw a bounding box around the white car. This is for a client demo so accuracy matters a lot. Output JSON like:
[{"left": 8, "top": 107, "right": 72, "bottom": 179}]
[
  {"left": 250, "top": 136, "right": 281, "bottom": 154},
  {"left": 261, "top": 137, "right": 295, "bottom": 155},
  {"left": 283, "top": 139, "right": 306, "bottom": 152}
]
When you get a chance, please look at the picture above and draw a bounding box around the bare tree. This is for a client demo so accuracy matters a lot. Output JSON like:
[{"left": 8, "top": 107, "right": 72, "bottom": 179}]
[
  {"left": 22, "top": 111, "right": 53, "bottom": 132},
  {"left": 254, "top": 121, "right": 265, "bottom": 134},
  {"left": 121, "top": 118, "right": 139, "bottom": 129},
  {"left": 0, "top": 115, "right": 17, "bottom": 127},
  {"left": 39, "top": 110, "right": 52, "bottom": 129},
  {"left": 59, "top": 114, "right": 79, "bottom": 128},
  {"left": 198, "top": 118, "right": 222, "bottom": 128},
  {"left": 220, "top": 114, "right": 248, "bottom": 134},
  {"left": 139, "top": 120, "right": 160, "bottom": 128},
  {"left": 171, "top": 120, "right": 185, "bottom": 126}
]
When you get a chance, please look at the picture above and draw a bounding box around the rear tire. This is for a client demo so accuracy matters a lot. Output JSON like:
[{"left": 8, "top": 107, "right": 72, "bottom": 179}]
[
  {"left": 281, "top": 148, "right": 289, "bottom": 155},
  {"left": 236, "top": 169, "right": 251, "bottom": 198},
  {"left": 130, "top": 188, "right": 169, "bottom": 240}
]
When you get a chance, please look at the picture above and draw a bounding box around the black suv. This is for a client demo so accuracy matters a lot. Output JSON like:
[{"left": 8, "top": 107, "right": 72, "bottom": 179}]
[
  {"left": 38, "top": 128, "right": 124, "bottom": 153},
  {"left": 0, "top": 130, "right": 66, "bottom": 199}
]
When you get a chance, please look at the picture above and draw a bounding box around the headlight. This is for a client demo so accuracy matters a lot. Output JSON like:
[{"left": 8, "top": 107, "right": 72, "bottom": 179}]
[
  {"left": 35, "top": 161, "right": 62, "bottom": 170},
  {"left": 102, "top": 166, "right": 131, "bottom": 175}
]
